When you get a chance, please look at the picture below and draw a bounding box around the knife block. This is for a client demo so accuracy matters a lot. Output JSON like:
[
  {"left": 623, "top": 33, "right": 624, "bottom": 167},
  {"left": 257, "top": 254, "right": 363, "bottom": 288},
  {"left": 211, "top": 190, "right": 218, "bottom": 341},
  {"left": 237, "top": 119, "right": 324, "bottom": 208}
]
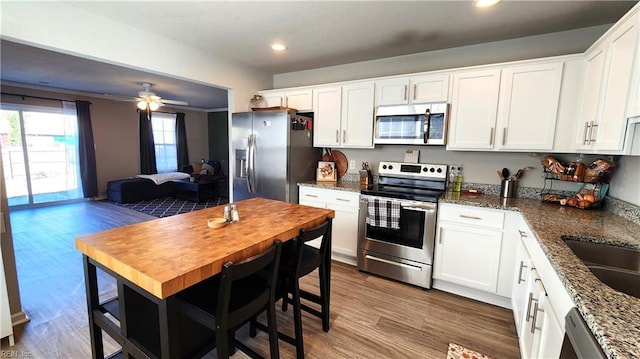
[{"left": 359, "top": 169, "right": 373, "bottom": 186}]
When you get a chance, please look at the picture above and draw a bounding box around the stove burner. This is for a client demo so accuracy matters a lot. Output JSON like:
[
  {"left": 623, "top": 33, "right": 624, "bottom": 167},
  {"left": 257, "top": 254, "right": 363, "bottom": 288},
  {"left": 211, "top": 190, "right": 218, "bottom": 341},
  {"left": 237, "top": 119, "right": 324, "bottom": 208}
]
[{"left": 364, "top": 161, "right": 448, "bottom": 202}]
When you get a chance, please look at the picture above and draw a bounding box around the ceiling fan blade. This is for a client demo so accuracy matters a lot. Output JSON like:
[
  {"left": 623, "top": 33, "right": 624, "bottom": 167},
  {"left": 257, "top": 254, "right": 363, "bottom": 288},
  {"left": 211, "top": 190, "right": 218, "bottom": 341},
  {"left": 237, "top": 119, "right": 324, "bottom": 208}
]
[{"left": 161, "top": 99, "right": 189, "bottom": 106}]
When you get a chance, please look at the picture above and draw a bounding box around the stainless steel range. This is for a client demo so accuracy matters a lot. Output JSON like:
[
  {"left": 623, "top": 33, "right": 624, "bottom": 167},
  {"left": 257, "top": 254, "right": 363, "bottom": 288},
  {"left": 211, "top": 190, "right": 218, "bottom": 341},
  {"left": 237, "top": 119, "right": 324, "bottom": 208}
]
[{"left": 357, "top": 161, "right": 447, "bottom": 289}]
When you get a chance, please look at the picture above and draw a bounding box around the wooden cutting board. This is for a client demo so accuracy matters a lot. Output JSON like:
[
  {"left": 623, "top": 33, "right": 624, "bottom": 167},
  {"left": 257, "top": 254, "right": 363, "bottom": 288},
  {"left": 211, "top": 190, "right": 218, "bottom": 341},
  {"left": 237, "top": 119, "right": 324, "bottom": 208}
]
[{"left": 322, "top": 148, "right": 348, "bottom": 177}]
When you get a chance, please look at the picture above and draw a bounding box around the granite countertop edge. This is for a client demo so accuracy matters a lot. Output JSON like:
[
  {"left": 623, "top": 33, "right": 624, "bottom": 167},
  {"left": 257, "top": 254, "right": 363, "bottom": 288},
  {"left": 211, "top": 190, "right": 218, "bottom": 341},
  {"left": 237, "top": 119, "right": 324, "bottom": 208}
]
[
  {"left": 299, "top": 180, "right": 640, "bottom": 358},
  {"left": 438, "top": 194, "right": 640, "bottom": 359}
]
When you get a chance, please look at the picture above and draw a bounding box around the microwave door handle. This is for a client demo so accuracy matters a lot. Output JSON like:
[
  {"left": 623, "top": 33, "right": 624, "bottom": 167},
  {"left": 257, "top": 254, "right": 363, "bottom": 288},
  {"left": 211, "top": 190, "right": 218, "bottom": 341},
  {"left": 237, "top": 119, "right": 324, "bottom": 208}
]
[{"left": 423, "top": 109, "right": 431, "bottom": 144}]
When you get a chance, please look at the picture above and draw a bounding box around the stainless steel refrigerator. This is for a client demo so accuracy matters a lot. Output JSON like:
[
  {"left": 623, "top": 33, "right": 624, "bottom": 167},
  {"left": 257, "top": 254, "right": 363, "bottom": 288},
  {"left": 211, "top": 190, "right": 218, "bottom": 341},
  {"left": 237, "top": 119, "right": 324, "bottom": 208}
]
[{"left": 231, "top": 110, "right": 321, "bottom": 203}]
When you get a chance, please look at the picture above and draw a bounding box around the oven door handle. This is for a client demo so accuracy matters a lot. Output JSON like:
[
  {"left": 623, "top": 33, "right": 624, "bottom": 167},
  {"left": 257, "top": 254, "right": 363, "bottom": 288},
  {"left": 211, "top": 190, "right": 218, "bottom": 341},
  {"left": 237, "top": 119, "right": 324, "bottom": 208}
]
[{"left": 403, "top": 205, "right": 437, "bottom": 212}]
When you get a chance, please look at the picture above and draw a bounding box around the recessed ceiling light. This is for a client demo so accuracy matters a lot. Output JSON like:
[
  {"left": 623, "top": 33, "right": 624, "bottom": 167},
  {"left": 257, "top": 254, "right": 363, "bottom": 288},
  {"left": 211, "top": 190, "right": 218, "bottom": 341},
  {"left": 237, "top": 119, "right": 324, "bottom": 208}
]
[
  {"left": 474, "top": 0, "right": 501, "bottom": 7},
  {"left": 271, "top": 43, "right": 287, "bottom": 51}
]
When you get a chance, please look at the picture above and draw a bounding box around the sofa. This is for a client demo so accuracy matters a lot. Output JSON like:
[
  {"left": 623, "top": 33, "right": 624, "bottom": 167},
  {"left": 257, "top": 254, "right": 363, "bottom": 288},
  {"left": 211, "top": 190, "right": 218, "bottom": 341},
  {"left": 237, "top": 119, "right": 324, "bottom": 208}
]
[
  {"left": 106, "top": 178, "right": 175, "bottom": 203},
  {"left": 106, "top": 160, "right": 228, "bottom": 204},
  {"left": 181, "top": 160, "right": 228, "bottom": 201}
]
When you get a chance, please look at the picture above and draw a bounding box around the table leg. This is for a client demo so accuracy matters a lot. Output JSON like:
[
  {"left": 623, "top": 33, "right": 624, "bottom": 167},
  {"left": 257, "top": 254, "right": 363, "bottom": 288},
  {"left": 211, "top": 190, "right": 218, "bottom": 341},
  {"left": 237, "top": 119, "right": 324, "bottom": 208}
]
[{"left": 83, "top": 255, "right": 104, "bottom": 359}]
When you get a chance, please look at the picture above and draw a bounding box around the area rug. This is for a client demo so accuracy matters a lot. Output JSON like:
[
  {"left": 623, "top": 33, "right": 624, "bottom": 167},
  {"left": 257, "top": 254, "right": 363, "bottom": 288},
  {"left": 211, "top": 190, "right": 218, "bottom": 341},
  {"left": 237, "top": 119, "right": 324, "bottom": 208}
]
[
  {"left": 107, "top": 197, "right": 223, "bottom": 218},
  {"left": 446, "top": 343, "right": 493, "bottom": 359}
]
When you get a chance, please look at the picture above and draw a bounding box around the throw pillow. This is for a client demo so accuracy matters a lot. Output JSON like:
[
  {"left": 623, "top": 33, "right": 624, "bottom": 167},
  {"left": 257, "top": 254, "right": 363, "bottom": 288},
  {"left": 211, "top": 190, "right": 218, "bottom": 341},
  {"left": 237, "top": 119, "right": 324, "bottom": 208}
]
[
  {"left": 192, "top": 162, "right": 203, "bottom": 174},
  {"left": 201, "top": 163, "right": 215, "bottom": 175}
]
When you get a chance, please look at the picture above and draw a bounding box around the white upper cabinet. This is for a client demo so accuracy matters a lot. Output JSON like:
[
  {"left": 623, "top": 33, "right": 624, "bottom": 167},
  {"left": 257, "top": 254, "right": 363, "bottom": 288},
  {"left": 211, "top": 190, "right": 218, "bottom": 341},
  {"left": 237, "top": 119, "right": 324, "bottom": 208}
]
[
  {"left": 259, "top": 89, "right": 313, "bottom": 112},
  {"left": 374, "top": 74, "right": 449, "bottom": 106},
  {"left": 447, "top": 69, "right": 502, "bottom": 150},
  {"left": 496, "top": 62, "right": 564, "bottom": 151},
  {"left": 313, "top": 86, "right": 342, "bottom": 147},
  {"left": 448, "top": 61, "right": 565, "bottom": 151},
  {"left": 313, "top": 82, "right": 375, "bottom": 148},
  {"left": 341, "top": 81, "right": 375, "bottom": 148},
  {"left": 576, "top": 10, "right": 639, "bottom": 153}
]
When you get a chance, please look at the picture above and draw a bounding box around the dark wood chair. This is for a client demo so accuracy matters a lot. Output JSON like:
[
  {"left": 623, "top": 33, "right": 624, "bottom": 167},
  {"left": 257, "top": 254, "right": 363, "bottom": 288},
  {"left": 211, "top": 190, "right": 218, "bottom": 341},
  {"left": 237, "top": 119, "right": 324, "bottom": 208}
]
[
  {"left": 275, "top": 219, "right": 333, "bottom": 358},
  {"left": 175, "top": 240, "right": 283, "bottom": 359}
]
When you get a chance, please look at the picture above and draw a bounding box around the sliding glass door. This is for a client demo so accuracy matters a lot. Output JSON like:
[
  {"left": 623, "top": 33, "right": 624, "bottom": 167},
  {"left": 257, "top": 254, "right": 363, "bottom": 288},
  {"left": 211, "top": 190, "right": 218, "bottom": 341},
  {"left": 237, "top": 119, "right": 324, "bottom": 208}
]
[{"left": 0, "top": 104, "right": 83, "bottom": 207}]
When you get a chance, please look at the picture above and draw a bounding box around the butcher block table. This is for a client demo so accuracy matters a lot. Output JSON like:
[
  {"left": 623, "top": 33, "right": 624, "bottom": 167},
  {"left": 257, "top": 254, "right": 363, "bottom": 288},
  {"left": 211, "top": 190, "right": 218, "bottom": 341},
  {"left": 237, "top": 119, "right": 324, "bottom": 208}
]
[{"left": 76, "top": 197, "right": 335, "bottom": 359}]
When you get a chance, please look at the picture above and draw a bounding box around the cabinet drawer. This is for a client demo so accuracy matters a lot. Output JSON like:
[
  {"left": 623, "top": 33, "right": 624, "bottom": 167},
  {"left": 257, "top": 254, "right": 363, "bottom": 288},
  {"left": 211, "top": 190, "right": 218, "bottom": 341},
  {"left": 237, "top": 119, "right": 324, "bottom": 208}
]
[
  {"left": 299, "top": 186, "right": 360, "bottom": 207},
  {"left": 439, "top": 204, "right": 505, "bottom": 229}
]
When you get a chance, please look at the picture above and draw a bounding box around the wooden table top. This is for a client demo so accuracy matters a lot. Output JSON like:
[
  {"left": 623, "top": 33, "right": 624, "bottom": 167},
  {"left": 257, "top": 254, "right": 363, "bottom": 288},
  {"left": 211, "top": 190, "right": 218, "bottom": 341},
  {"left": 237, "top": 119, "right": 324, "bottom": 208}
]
[{"left": 75, "top": 198, "right": 335, "bottom": 299}]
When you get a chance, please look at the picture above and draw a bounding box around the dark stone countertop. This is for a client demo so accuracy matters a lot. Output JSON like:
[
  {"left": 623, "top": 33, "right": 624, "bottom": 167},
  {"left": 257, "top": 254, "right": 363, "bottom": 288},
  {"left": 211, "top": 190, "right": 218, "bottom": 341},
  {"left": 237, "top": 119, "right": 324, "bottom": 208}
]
[
  {"left": 297, "top": 182, "right": 640, "bottom": 358},
  {"left": 440, "top": 192, "right": 640, "bottom": 359}
]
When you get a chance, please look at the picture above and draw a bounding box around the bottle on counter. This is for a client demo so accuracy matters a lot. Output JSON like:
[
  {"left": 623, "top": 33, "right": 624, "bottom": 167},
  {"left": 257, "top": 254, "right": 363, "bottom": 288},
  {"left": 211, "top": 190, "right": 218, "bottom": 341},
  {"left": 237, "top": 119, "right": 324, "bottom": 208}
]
[
  {"left": 448, "top": 166, "right": 457, "bottom": 192},
  {"left": 453, "top": 166, "right": 463, "bottom": 193}
]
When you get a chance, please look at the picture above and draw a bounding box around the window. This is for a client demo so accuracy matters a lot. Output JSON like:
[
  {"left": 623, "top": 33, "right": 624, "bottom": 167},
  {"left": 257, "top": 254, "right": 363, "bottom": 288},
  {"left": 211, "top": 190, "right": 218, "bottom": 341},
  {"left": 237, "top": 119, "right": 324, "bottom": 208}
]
[
  {"left": 151, "top": 112, "right": 177, "bottom": 173},
  {"left": 0, "top": 102, "right": 83, "bottom": 207}
]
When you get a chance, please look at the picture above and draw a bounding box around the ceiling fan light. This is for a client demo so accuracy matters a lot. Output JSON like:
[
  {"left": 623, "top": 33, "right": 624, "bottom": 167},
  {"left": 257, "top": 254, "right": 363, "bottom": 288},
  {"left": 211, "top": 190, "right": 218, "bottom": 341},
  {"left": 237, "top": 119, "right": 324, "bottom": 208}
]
[
  {"left": 148, "top": 101, "right": 160, "bottom": 111},
  {"left": 137, "top": 101, "right": 148, "bottom": 110}
]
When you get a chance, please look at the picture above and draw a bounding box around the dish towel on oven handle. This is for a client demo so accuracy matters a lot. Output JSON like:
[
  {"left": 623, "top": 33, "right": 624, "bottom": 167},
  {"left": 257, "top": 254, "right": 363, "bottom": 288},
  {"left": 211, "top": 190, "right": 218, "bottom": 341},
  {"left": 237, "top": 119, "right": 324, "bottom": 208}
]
[{"left": 366, "top": 198, "right": 401, "bottom": 230}]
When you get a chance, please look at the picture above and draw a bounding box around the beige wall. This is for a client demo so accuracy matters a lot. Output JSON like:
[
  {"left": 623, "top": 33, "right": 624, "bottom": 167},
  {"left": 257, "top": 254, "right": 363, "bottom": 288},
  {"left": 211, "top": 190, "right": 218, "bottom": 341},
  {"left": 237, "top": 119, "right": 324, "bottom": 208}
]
[
  {"left": 1, "top": 1, "right": 272, "bottom": 112},
  {"left": 272, "top": 25, "right": 610, "bottom": 89},
  {"left": 0, "top": 85, "right": 209, "bottom": 197},
  {"left": 268, "top": 23, "right": 640, "bottom": 207}
]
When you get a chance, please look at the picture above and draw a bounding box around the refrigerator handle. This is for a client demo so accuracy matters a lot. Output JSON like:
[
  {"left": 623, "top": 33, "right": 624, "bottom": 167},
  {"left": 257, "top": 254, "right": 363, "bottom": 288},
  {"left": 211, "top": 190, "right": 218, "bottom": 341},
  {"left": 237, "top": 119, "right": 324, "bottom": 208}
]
[
  {"left": 246, "top": 135, "right": 253, "bottom": 193},
  {"left": 247, "top": 134, "right": 256, "bottom": 193}
]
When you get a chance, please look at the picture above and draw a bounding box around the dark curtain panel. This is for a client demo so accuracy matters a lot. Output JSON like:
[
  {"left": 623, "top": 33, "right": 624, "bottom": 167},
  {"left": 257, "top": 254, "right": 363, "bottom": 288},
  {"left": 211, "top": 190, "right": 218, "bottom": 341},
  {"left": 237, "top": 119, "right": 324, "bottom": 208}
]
[
  {"left": 175, "top": 112, "right": 189, "bottom": 171},
  {"left": 139, "top": 110, "right": 157, "bottom": 174},
  {"left": 76, "top": 100, "right": 99, "bottom": 198}
]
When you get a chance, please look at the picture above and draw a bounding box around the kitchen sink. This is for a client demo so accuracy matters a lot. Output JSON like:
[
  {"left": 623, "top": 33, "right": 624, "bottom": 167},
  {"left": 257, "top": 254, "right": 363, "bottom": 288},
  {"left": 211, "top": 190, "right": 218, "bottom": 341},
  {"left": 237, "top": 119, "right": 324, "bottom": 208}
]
[
  {"left": 587, "top": 266, "right": 640, "bottom": 299},
  {"left": 562, "top": 238, "right": 640, "bottom": 273},
  {"left": 562, "top": 238, "right": 640, "bottom": 298}
]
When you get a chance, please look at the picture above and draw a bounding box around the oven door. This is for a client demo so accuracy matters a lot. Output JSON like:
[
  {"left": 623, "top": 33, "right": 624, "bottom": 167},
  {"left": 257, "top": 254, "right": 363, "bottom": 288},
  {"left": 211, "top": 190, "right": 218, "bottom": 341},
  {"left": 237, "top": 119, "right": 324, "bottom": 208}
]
[{"left": 358, "top": 195, "right": 437, "bottom": 265}]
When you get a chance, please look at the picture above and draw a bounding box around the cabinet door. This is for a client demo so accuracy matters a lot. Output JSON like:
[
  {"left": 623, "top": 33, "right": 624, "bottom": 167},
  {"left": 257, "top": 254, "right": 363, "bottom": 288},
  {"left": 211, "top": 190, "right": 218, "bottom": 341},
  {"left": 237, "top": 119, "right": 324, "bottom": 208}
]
[
  {"left": 375, "top": 78, "right": 410, "bottom": 106},
  {"left": 434, "top": 222, "right": 503, "bottom": 292},
  {"left": 447, "top": 69, "right": 501, "bottom": 150},
  {"left": 313, "top": 86, "right": 342, "bottom": 147},
  {"left": 260, "top": 91, "right": 285, "bottom": 108},
  {"left": 519, "top": 270, "right": 546, "bottom": 359},
  {"left": 285, "top": 89, "right": 313, "bottom": 112},
  {"left": 326, "top": 200, "right": 359, "bottom": 260},
  {"left": 595, "top": 15, "right": 639, "bottom": 151},
  {"left": 575, "top": 46, "right": 607, "bottom": 150},
  {"left": 496, "top": 63, "right": 563, "bottom": 150},
  {"left": 341, "top": 81, "right": 375, "bottom": 148},
  {"left": 411, "top": 74, "right": 450, "bottom": 103},
  {"left": 511, "top": 237, "right": 532, "bottom": 335},
  {"left": 533, "top": 297, "right": 564, "bottom": 359}
]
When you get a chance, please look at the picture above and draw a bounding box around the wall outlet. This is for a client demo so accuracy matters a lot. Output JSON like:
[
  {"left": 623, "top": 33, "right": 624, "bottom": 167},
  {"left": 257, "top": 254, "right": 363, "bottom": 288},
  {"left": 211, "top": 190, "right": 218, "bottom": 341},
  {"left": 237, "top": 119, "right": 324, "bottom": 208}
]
[{"left": 349, "top": 160, "right": 356, "bottom": 171}]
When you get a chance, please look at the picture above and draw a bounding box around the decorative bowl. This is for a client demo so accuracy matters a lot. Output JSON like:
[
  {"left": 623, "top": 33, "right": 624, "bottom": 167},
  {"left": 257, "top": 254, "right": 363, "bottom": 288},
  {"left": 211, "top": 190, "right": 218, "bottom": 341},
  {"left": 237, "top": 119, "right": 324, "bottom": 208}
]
[{"left": 207, "top": 217, "right": 228, "bottom": 229}]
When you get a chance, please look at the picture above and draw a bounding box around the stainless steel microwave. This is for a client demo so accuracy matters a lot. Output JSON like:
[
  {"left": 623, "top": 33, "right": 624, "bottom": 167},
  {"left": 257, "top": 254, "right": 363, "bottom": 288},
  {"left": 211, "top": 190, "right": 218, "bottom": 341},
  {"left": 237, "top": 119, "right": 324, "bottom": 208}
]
[{"left": 374, "top": 102, "right": 448, "bottom": 145}]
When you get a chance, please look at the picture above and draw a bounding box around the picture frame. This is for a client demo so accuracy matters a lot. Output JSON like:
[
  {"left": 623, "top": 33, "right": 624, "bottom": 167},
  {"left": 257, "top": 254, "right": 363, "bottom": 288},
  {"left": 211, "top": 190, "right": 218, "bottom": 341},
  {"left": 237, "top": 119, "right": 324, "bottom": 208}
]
[{"left": 317, "top": 161, "right": 337, "bottom": 182}]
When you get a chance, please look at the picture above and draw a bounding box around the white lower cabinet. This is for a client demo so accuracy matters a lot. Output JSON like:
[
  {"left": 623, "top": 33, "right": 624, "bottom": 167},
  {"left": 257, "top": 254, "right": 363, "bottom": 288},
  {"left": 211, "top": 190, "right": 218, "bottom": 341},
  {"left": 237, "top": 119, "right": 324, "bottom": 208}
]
[
  {"left": 434, "top": 222, "right": 503, "bottom": 292},
  {"left": 298, "top": 186, "right": 360, "bottom": 265},
  {"left": 433, "top": 203, "right": 518, "bottom": 307},
  {"left": 512, "top": 218, "right": 573, "bottom": 359}
]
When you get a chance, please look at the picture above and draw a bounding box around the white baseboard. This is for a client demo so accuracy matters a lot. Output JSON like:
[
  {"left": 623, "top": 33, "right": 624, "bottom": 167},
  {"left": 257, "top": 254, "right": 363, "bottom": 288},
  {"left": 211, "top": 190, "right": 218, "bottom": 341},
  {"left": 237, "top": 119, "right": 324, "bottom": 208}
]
[{"left": 433, "top": 279, "right": 512, "bottom": 309}]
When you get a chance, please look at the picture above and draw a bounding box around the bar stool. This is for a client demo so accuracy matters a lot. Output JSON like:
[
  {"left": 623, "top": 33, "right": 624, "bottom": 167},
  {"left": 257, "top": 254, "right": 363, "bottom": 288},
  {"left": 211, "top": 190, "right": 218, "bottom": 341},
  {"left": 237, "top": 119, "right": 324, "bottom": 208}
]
[
  {"left": 175, "top": 240, "right": 282, "bottom": 359},
  {"left": 279, "top": 219, "right": 333, "bottom": 358}
]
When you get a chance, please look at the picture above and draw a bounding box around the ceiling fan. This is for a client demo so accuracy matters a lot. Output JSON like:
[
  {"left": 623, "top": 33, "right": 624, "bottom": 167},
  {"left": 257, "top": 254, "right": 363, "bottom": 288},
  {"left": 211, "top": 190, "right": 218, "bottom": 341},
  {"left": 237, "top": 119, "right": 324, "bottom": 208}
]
[{"left": 135, "top": 82, "right": 188, "bottom": 111}]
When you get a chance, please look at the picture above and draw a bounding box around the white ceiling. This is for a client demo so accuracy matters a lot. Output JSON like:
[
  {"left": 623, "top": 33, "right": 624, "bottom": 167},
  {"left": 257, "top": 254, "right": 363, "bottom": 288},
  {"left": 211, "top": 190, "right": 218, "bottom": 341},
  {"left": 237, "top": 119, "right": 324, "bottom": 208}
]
[{"left": 1, "top": 1, "right": 637, "bottom": 111}]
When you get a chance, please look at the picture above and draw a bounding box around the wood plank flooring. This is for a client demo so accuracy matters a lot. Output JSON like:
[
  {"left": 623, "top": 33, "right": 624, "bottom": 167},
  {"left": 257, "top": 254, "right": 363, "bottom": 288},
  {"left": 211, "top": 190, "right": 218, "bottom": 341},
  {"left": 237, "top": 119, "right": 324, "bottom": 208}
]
[{"left": 0, "top": 200, "right": 520, "bottom": 358}]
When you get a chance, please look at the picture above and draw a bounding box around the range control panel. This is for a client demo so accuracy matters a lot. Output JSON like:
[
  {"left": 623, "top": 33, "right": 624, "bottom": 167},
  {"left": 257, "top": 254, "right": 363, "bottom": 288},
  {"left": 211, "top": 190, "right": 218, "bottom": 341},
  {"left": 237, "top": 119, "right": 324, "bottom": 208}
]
[{"left": 377, "top": 161, "right": 448, "bottom": 180}]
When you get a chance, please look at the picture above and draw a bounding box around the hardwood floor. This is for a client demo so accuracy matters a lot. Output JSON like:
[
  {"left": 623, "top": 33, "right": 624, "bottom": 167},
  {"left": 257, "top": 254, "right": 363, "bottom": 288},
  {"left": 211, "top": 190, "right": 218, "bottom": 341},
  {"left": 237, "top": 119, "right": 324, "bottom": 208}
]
[{"left": 0, "top": 200, "right": 520, "bottom": 358}]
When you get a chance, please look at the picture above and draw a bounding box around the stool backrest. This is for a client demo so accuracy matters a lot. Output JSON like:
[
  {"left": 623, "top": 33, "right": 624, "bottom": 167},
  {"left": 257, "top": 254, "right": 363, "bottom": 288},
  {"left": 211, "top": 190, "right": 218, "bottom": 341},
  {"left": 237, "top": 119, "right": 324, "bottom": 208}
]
[{"left": 216, "top": 240, "right": 282, "bottom": 327}]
